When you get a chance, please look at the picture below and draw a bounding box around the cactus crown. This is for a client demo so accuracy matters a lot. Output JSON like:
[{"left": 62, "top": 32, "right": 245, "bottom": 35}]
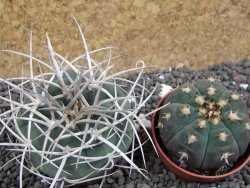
[
  {"left": 158, "top": 77, "right": 250, "bottom": 173},
  {"left": 0, "top": 18, "right": 156, "bottom": 187}
]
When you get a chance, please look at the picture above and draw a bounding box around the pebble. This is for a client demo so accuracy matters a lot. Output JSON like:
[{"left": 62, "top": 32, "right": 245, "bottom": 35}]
[
  {"left": 168, "top": 172, "right": 176, "bottom": 181},
  {"left": 187, "top": 183, "right": 198, "bottom": 188},
  {"left": 118, "top": 176, "right": 125, "bottom": 186},
  {"left": 33, "top": 181, "right": 42, "bottom": 188},
  {"left": 125, "top": 183, "right": 135, "bottom": 188},
  {"left": 3, "top": 177, "right": 11, "bottom": 185},
  {"left": 112, "top": 169, "right": 124, "bottom": 179},
  {"left": 137, "top": 183, "right": 151, "bottom": 188},
  {"left": 244, "top": 174, "right": 250, "bottom": 185},
  {"left": 106, "top": 177, "right": 115, "bottom": 184},
  {"left": 233, "top": 74, "right": 247, "bottom": 83}
]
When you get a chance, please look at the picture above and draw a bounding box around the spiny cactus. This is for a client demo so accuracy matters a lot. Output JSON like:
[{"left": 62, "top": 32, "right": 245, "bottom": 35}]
[
  {"left": 158, "top": 77, "right": 250, "bottom": 172},
  {"left": 0, "top": 18, "right": 156, "bottom": 187}
]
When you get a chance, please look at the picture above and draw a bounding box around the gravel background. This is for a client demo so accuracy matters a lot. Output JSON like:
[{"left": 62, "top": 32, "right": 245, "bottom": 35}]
[{"left": 0, "top": 60, "right": 250, "bottom": 188}]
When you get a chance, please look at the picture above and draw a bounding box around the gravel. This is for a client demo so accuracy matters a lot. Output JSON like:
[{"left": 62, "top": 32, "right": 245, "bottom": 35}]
[{"left": 0, "top": 60, "right": 250, "bottom": 187}]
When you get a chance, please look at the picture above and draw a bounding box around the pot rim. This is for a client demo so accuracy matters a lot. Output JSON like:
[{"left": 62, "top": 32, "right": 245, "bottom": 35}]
[{"left": 151, "top": 91, "right": 250, "bottom": 180}]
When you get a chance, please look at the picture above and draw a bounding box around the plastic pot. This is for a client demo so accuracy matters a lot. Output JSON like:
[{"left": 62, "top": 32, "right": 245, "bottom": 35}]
[{"left": 151, "top": 92, "right": 250, "bottom": 183}]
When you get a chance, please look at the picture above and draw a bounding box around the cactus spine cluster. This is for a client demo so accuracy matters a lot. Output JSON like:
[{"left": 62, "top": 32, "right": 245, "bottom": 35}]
[
  {"left": 0, "top": 19, "right": 155, "bottom": 187},
  {"left": 158, "top": 77, "right": 250, "bottom": 171}
]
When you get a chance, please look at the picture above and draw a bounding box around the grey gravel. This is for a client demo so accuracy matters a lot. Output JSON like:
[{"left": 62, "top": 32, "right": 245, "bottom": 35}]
[
  {"left": 244, "top": 174, "right": 250, "bottom": 185},
  {"left": 125, "top": 183, "right": 135, "bottom": 188},
  {"left": 0, "top": 61, "right": 250, "bottom": 187},
  {"left": 136, "top": 183, "right": 150, "bottom": 188},
  {"left": 112, "top": 169, "right": 124, "bottom": 179}
]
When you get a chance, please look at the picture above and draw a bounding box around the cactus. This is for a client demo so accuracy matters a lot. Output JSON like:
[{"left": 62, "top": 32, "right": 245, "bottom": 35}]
[
  {"left": 0, "top": 18, "right": 156, "bottom": 187},
  {"left": 158, "top": 77, "right": 250, "bottom": 171}
]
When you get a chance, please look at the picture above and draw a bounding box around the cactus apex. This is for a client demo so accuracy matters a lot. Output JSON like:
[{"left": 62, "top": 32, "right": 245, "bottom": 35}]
[
  {"left": 181, "top": 86, "right": 191, "bottom": 93},
  {"left": 180, "top": 106, "right": 191, "bottom": 115},
  {"left": 231, "top": 93, "right": 240, "bottom": 101},
  {"left": 197, "top": 119, "right": 206, "bottom": 128},
  {"left": 218, "top": 132, "right": 229, "bottom": 142},
  {"left": 217, "top": 99, "right": 228, "bottom": 109},
  {"left": 228, "top": 110, "right": 242, "bottom": 121},
  {"left": 162, "top": 112, "right": 171, "bottom": 121},
  {"left": 207, "top": 85, "right": 217, "bottom": 96},
  {"left": 187, "top": 134, "right": 197, "bottom": 144},
  {"left": 207, "top": 76, "right": 217, "bottom": 82},
  {"left": 221, "top": 152, "right": 234, "bottom": 165},
  {"left": 195, "top": 95, "right": 205, "bottom": 106},
  {"left": 198, "top": 108, "right": 207, "bottom": 116}
]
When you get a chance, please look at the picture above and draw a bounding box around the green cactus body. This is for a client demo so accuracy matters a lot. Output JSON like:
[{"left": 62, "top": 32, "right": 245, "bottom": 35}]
[
  {"left": 16, "top": 70, "right": 133, "bottom": 179},
  {"left": 158, "top": 78, "right": 250, "bottom": 171}
]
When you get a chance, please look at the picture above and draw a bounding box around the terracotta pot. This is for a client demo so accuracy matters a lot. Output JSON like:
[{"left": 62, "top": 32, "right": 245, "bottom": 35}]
[{"left": 151, "top": 92, "right": 250, "bottom": 183}]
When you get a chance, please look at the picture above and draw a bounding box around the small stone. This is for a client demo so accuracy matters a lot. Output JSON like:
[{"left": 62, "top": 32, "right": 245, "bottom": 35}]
[
  {"left": 168, "top": 172, "right": 176, "bottom": 181},
  {"left": 157, "top": 182, "right": 164, "bottom": 187},
  {"left": 125, "top": 183, "right": 135, "bottom": 188},
  {"left": 3, "top": 177, "right": 11, "bottom": 185},
  {"left": 153, "top": 163, "right": 161, "bottom": 173},
  {"left": 218, "top": 182, "right": 228, "bottom": 188},
  {"left": 112, "top": 169, "right": 124, "bottom": 179},
  {"left": 137, "top": 183, "right": 150, "bottom": 188},
  {"left": 164, "top": 175, "right": 170, "bottom": 181},
  {"left": 228, "top": 181, "right": 237, "bottom": 188},
  {"left": 233, "top": 74, "right": 247, "bottom": 83},
  {"left": 0, "top": 183, "right": 8, "bottom": 188},
  {"left": 111, "top": 183, "right": 119, "bottom": 188},
  {"left": 7, "top": 170, "right": 11, "bottom": 176},
  {"left": 158, "top": 173, "right": 165, "bottom": 178},
  {"left": 187, "top": 183, "right": 198, "bottom": 188},
  {"left": 153, "top": 175, "right": 159, "bottom": 183},
  {"left": 117, "top": 176, "right": 125, "bottom": 186},
  {"left": 106, "top": 177, "right": 115, "bottom": 184},
  {"left": 33, "top": 181, "right": 42, "bottom": 188},
  {"left": 130, "top": 171, "right": 138, "bottom": 180},
  {"left": 244, "top": 174, "right": 250, "bottom": 185},
  {"left": 198, "top": 184, "right": 210, "bottom": 188},
  {"left": 168, "top": 185, "right": 177, "bottom": 188},
  {"left": 86, "top": 184, "right": 100, "bottom": 188}
]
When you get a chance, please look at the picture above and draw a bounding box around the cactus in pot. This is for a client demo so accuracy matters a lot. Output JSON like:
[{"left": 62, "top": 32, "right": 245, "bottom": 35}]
[
  {"left": 158, "top": 77, "right": 250, "bottom": 172},
  {"left": 0, "top": 18, "right": 156, "bottom": 187}
]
